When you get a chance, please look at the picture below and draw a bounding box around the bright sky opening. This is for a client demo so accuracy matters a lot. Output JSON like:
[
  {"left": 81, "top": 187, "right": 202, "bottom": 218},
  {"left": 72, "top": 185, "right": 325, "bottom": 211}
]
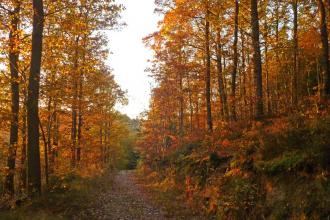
[{"left": 107, "top": 0, "right": 160, "bottom": 119}]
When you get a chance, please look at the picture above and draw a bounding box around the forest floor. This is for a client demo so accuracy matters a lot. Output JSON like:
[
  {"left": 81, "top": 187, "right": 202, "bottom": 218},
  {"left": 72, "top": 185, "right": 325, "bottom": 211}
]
[{"left": 1, "top": 170, "right": 202, "bottom": 220}]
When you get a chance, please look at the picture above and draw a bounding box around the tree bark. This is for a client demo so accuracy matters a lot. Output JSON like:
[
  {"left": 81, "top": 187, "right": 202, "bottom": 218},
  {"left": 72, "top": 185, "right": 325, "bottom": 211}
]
[
  {"left": 71, "top": 36, "right": 80, "bottom": 168},
  {"left": 39, "top": 118, "right": 48, "bottom": 187},
  {"left": 216, "top": 30, "right": 229, "bottom": 120},
  {"left": 241, "top": 29, "right": 248, "bottom": 120},
  {"left": 179, "top": 70, "right": 184, "bottom": 136},
  {"left": 231, "top": 0, "right": 239, "bottom": 121},
  {"left": 27, "top": 0, "right": 44, "bottom": 196},
  {"left": 274, "top": 0, "right": 280, "bottom": 115},
  {"left": 187, "top": 76, "right": 194, "bottom": 132},
  {"left": 205, "top": 7, "right": 213, "bottom": 132},
  {"left": 51, "top": 109, "right": 59, "bottom": 170},
  {"left": 318, "top": 0, "right": 330, "bottom": 98},
  {"left": 46, "top": 97, "right": 52, "bottom": 165},
  {"left": 77, "top": 72, "right": 83, "bottom": 164},
  {"left": 264, "top": 16, "right": 271, "bottom": 115},
  {"left": 5, "top": 1, "right": 21, "bottom": 195},
  {"left": 250, "top": 0, "right": 264, "bottom": 119},
  {"left": 20, "top": 89, "right": 27, "bottom": 190},
  {"left": 292, "top": 0, "right": 299, "bottom": 107}
]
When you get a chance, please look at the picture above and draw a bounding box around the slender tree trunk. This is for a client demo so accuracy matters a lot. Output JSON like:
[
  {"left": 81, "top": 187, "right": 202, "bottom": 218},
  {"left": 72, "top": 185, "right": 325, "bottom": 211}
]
[
  {"left": 264, "top": 18, "right": 272, "bottom": 115},
  {"left": 47, "top": 72, "right": 56, "bottom": 172},
  {"left": 318, "top": 0, "right": 330, "bottom": 99},
  {"left": 179, "top": 70, "right": 184, "bottom": 136},
  {"left": 187, "top": 77, "right": 194, "bottom": 132},
  {"left": 292, "top": 0, "right": 299, "bottom": 107},
  {"left": 46, "top": 97, "right": 52, "bottom": 166},
  {"left": 274, "top": 0, "right": 280, "bottom": 115},
  {"left": 27, "top": 0, "right": 44, "bottom": 196},
  {"left": 106, "top": 121, "right": 111, "bottom": 164},
  {"left": 100, "top": 126, "right": 103, "bottom": 163},
  {"left": 71, "top": 36, "right": 80, "bottom": 168},
  {"left": 20, "top": 89, "right": 27, "bottom": 190},
  {"left": 196, "top": 96, "right": 200, "bottom": 130},
  {"left": 39, "top": 118, "right": 48, "bottom": 187},
  {"left": 51, "top": 108, "right": 58, "bottom": 171},
  {"left": 274, "top": 0, "right": 278, "bottom": 114},
  {"left": 77, "top": 37, "right": 86, "bottom": 164},
  {"left": 205, "top": 7, "right": 213, "bottom": 132},
  {"left": 241, "top": 30, "right": 248, "bottom": 120},
  {"left": 5, "top": 1, "right": 21, "bottom": 195},
  {"left": 216, "top": 30, "right": 229, "bottom": 120},
  {"left": 71, "top": 95, "right": 77, "bottom": 168},
  {"left": 77, "top": 73, "right": 83, "bottom": 164},
  {"left": 231, "top": 0, "right": 239, "bottom": 121},
  {"left": 250, "top": 0, "right": 264, "bottom": 119}
]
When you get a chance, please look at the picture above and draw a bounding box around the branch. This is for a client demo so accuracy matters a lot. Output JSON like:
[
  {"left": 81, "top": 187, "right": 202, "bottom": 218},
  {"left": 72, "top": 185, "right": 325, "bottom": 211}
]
[{"left": 0, "top": 3, "right": 11, "bottom": 13}]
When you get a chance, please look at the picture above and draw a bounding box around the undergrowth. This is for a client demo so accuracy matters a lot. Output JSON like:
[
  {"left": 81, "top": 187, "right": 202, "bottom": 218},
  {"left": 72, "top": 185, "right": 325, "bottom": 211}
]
[{"left": 138, "top": 114, "right": 330, "bottom": 219}]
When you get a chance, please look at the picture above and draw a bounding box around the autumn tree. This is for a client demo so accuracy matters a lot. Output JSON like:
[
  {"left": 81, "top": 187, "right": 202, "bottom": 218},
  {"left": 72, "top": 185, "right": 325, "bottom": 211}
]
[
  {"left": 27, "top": 0, "right": 44, "bottom": 195},
  {"left": 250, "top": 0, "right": 263, "bottom": 119},
  {"left": 0, "top": 0, "right": 124, "bottom": 196},
  {"left": 4, "top": 0, "right": 21, "bottom": 195},
  {"left": 318, "top": 0, "right": 329, "bottom": 99}
]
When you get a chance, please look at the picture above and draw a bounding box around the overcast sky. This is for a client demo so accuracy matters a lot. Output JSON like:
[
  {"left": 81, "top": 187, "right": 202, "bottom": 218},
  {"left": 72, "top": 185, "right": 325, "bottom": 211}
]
[{"left": 107, "top": 0, "right": 160, "bottom": 119}]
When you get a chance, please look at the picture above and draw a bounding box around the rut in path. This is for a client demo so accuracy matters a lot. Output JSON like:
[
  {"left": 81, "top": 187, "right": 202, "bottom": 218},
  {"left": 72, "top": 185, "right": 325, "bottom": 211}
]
[{"left": 74, "top": 170, "right": 167, "bottom": 220}]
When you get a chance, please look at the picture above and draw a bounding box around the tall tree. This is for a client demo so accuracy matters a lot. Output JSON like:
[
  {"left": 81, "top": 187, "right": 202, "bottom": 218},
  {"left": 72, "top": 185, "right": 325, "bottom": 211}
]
[
  {"left": 27, "top": 0, "right": 44, "bottom": 195},
  {"left": 4, "top": 0, "right": 21, "bottom": 195},
  {"left": 216, "top": 29, "right": 229, "bottom": 120},
  {"left": 205, "top": 4, "right": 213, "bottom": 132},
  {"left": 292, "top": 0, "right": 299, "bottom": 107},
  {"left": 250, "top": 0, "right": 264, "bottom": 119},
  {"left": 231, "top": 0, "right": 239, "bottom": 120},
  {"left": 318, "top": 0, "right": 330, "bottom": 99}
]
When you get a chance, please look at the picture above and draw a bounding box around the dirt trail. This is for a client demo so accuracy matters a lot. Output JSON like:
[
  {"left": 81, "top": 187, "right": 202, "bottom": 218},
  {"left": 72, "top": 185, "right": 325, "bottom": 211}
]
[{"left": 75, "top": 170, "right": 168, "bottom": 220}]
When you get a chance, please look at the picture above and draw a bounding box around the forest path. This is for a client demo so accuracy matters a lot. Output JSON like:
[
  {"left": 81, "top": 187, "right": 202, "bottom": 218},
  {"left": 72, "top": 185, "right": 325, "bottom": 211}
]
[{"left": 75, "top": 170, "right": 168, "bottom": 220}]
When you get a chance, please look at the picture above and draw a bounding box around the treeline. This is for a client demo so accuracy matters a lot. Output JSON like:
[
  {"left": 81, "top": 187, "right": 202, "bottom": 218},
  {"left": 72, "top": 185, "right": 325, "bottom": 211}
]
[{"left": 0, "top": 0, "right": 125, "bottom": 197}]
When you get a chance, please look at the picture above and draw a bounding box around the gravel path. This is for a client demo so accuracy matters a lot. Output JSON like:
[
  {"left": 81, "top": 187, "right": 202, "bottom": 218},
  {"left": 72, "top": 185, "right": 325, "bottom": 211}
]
[{"left": 75, "top": 170, "right": 167, "bottom": 220}]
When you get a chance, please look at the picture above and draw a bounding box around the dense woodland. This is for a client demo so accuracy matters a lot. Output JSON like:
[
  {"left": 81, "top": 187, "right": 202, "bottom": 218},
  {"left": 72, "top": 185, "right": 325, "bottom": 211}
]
[
  {"left": 0, "top": 0, "right": 329, "bottom": 219},
  {"left": 138, "top": 0, "right": 330, "bottom": 219}
]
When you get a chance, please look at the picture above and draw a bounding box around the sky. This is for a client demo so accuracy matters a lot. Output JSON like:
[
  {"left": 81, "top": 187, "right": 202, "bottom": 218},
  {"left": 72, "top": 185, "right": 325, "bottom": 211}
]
[{"left": 107, "top": 0, "right": 160, "bottom": 119}]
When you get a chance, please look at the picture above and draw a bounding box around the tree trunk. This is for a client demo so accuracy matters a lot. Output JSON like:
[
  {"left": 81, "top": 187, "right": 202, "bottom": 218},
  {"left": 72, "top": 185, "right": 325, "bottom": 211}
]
[
  {"left": 51, "top": 109, "right": 59, "bottom": 171},
  {"left": 71, "top": 36, "right": 80, "bottom": 168},
  {"left": 231, "top": 0, "right": 239, "bottom": 121},
  {"left": 274, "top": 0, "right": 280, "bottom": 115},
  {"left": 71, "top": 93, "right": 77, "bottom": 168},
  {"left": 187, "top": 76, "right": 194, "bottom": 132},
  {"left": 216, "top": 30, "right": 229, "bottom": 120},
  {"left": 250, "top": 0, "right": 264, "bottom": 119},
  {"left": 5, "top": 1, "right": 20, "bottom": 195},
  {"left": 264, "top": 16, "right": 272, "bottom": 115},
  {"left": 179, "top": 70, "right": 184, "bottom": 136},
  {"left": 27, "top": 0, "right": 44, "bottom": 196},
  {"left": 20, "top": 89, "right": 27, "bottom": 190},
  {"left": 100, "top": 126, "right": 103, "bottom": 163},
  {"left": 241, "top": 29, "right": 248, "bottom": 120},
  {"left": 39, "top": 118, "right": 48, "bottom": 187},
  {"left": 205, "top": 7, "right": 213, "bottom": 132},
  {"left": 47, "top": 72, "right": 55, "bottom": 172},
  {"left": 318, "top": 0, "right": 330, "bottom": 98},
  {"left": 292, "top": 0, "right": 299, "bottom": 107},
  {"left": 77, "top": 72, "right": 83, "bottom": 164}
]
